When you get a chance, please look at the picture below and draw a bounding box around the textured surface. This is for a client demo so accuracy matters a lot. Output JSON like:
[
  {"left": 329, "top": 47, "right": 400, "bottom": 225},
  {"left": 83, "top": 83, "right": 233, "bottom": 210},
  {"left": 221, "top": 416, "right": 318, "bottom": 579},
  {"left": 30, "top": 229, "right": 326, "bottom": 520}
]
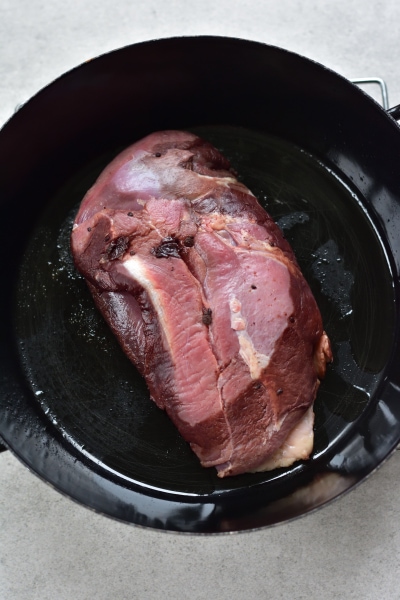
[
  {"left": 71, "top": 130, "right": 331, "bottom": 476},
  {"left": 1, "top": 0, "right": 400, "bottom": 598}
]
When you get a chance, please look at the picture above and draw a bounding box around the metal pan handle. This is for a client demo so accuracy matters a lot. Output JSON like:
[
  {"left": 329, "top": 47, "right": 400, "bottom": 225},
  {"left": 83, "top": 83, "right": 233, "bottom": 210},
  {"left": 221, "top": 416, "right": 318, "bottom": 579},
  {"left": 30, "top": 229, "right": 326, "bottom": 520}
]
[
  {"left": 352, "top": 77, "right": 389, "bottom": 109},
  {"left": 352, "top": 77, "right": 400, "bottom": 121}
]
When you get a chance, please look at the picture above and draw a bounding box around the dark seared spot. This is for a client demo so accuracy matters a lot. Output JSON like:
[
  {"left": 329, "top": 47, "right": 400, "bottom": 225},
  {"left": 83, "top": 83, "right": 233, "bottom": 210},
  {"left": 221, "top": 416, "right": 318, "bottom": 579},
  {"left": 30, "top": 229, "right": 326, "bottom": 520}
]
[
  {"left": 104, "top": 234, "right": 111, "bottom": 242},
  {"left": 289, "top": 315, "right": 295, "bottom": 323},
  {"left": 151, "top": 237, "right": 181, "bottom": 259},
  {"left": 106, "top": 236, "right": 130, "bottom": 260},
  {"left": 251, "top": 284, "right": 257, "bottom": 290},
  {"left": 129, "top": 250, "right": 136, "bottom": 256},
  {"left": 127, "top": 212, "right": 134, "bottom": 217},
  {"left": 202, "top": 307, "right": 212, "bottom": 326},
  {"left": 87, "top": 227, "right": 92, "bottom": 232},
  {"left": 183, "top": 235, "right": 195, "bottom": 247},
  {"left": 154, "top": 152, "right": 162, "bottom": 157},
  {"left": 277, "top": 388, "right": 283, "bottom": 395}
]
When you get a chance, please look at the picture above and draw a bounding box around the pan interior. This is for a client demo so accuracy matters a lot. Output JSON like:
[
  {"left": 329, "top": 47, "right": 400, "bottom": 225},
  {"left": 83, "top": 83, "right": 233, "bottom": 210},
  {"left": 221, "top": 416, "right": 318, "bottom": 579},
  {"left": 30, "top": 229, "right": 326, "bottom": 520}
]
[{"left": 13, "top": 125, "right": 395, "bottom": 497}]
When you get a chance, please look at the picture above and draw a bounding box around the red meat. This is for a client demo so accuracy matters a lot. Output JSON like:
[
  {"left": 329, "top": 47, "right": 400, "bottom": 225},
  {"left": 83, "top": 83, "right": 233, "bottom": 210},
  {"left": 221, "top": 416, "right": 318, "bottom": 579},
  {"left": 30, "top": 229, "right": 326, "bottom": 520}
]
[{"left": 71, "top": 131, "right": 332, "bottom": 477}]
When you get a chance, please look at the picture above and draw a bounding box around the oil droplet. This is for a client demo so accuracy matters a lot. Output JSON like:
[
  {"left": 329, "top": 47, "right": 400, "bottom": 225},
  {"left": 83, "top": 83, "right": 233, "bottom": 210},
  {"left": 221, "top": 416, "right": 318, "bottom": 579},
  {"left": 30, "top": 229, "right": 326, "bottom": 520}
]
[
  {"left": 276, "top": 211, "right": 310, "bottom": 232},
  {"left": 311, "top": 239, "right": 353, "bottom": 317}
]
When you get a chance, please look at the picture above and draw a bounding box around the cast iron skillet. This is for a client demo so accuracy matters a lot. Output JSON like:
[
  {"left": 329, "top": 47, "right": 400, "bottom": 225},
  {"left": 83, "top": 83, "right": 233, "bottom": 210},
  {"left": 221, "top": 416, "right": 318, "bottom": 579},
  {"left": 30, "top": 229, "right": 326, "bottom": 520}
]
[{"left": 1, "top": 36, "right": 400, "bottom": 533}]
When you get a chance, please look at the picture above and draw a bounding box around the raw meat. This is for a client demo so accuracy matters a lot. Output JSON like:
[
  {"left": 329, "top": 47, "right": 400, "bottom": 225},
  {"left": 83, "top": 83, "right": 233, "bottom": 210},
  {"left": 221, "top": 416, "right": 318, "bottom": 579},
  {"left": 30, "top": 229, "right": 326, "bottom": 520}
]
[{"left": 71, "top": 130, "right": 332, "bottom": 477}]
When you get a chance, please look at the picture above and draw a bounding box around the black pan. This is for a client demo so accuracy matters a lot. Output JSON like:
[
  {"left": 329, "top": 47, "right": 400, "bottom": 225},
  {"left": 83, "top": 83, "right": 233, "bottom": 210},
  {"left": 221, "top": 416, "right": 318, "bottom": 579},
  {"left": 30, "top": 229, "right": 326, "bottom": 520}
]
[{"left": 1, "top": 36, "right": 400, "bottom": 533}]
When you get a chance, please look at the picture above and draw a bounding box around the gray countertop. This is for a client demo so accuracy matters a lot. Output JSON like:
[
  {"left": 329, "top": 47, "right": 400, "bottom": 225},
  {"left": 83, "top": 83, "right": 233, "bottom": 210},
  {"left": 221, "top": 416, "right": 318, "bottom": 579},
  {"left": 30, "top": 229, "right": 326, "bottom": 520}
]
[{"left": 1, "top": 1, "right": 400, "bottom": 598}]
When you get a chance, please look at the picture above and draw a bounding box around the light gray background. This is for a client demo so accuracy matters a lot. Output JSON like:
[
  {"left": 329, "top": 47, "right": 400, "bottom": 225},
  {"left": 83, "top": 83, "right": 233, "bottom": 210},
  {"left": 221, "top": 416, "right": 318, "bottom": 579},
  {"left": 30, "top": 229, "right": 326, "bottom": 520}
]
[{"left": 1, "top": 1, "right": 400, "bottom": 599}]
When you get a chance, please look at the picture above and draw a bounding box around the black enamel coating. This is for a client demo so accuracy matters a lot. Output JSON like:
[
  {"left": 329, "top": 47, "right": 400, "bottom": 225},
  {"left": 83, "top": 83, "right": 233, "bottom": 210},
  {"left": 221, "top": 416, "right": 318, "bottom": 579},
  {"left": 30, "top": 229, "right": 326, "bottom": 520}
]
[{"left": 1, "top": 37, "right": 400, "bottom": 533}]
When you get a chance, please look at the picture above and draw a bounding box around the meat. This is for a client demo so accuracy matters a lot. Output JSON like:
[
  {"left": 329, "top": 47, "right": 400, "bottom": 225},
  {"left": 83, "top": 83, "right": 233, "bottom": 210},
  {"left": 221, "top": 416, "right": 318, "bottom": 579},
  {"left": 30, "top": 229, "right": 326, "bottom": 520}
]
[{"left": 71, "top": 130, "right": 332, "bottom": 477}]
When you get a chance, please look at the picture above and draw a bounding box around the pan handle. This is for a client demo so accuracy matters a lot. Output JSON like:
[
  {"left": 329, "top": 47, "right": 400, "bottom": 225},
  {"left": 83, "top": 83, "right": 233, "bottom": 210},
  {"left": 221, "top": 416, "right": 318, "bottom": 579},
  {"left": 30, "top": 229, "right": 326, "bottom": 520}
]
[
  {"left": 352, "top": 77, "right": 400, "bottom": 121},
  {"left": 351, "top": 77, "right": 389, "bottom": 109}
]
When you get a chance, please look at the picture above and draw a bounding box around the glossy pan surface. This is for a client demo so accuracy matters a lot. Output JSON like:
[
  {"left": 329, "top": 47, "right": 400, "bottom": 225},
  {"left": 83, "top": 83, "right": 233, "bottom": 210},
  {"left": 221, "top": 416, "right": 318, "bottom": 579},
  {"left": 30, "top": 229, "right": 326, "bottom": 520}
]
[{"left": 0, "top": 37, "right": 399, "bottom": 533}]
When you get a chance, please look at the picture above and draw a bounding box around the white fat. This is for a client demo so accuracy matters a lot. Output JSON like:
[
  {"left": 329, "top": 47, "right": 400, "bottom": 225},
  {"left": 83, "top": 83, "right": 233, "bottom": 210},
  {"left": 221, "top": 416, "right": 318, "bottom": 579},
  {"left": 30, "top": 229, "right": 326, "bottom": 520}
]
[
  {"left": 197, "top": 173, "right": 238, "bottom": 187},
  {"left": 123, "top": 257, "right": 170, "bottom": 348},
  {"left": 197, "top": 173, "right": 256, "bottom": 197},
  {"left": 203, "top": 213, "right": 234, "bottom": 231},
  {"left": 252, "top": 406, "right": 315, "bottom": 472},
  {"left": 229, "top": 297, "right": 270, "bottom": 379}
]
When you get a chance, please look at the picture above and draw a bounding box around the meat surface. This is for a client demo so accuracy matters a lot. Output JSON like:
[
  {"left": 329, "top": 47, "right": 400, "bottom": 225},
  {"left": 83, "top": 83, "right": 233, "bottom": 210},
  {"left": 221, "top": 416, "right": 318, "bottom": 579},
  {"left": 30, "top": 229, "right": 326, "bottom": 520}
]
[{"left": 71, "top": 130, "right": 332, "bottom": 477}]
